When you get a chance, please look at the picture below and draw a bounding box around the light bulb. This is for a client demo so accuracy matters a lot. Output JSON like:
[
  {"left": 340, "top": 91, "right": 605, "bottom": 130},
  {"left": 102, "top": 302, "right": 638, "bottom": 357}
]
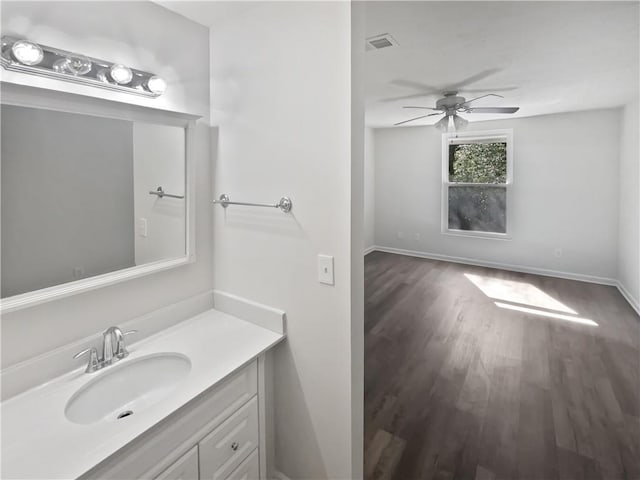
[
  {"left": 96, "top": 68, "right": 110, "bottom": 83},
  {"left": 110, "top": 64, "right": 133, "bottom": 84},
  {"left": 11, "top": 40, "right": 44, "bottom": 66},
  {"left": 52, "top": 56, "right": 92, "bottom": 75},
  {"left": 146, "top": 75, "right": 167, "bottom": 95},
  {"left": 65, "top": 55, "right": 92, "bottom": 75}
]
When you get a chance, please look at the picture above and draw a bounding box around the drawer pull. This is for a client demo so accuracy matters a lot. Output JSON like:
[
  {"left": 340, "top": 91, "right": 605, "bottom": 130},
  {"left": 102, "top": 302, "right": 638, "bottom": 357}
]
[{"left": 231, "top": 442, "right": 239, "bottom": 451}]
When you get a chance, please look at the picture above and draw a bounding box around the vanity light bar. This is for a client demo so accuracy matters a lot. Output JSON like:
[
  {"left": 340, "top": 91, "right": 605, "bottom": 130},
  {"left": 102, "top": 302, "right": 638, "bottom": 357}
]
[{"left": 0, "top": 36, "right": 166, "bottom": 98}]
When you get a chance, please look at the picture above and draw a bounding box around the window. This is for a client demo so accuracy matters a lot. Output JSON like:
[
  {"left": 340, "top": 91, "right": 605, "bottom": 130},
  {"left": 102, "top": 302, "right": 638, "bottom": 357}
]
[{"left": 441, "top": 130, "right": 513, "bottom": 238}]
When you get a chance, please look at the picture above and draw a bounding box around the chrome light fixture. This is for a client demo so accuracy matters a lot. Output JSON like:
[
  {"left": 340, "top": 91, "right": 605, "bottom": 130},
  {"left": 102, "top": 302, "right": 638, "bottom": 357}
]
[{"left": 1, "top": 36, "right": 166, "bottom": 98}]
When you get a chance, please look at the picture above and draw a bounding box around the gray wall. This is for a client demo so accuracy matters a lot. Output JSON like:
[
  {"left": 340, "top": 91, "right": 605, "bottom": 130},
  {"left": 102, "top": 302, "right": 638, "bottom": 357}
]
[
  {"left": 1, "top": 1, "right": 211, "bottom": 368},
  {"left": 373, "top": 108, "right": 622, "bottom": 281},
  {"left": 2, "top": 106, "right": 135, "bottom": 297}
]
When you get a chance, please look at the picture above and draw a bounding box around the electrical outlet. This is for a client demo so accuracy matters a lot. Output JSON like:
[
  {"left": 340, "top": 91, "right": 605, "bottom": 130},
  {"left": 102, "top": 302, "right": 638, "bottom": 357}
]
[
  {"left": 554, "top": 248, "right": 563, "bottom": 258},
  {"left": 72, "top": 267, "right": 84, "bottom": 279}
]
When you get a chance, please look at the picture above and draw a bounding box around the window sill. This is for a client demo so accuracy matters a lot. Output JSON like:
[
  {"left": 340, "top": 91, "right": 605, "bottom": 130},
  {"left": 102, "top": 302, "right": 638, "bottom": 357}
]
[{"left": 442, "top": 229, "right": 512, "bottom": 240}]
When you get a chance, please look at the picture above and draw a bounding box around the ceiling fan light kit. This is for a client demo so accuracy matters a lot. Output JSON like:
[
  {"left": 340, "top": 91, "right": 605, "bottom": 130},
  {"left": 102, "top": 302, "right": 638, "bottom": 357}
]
[{"left": 395, "top": 91, "right": 520, "bottom": 131}]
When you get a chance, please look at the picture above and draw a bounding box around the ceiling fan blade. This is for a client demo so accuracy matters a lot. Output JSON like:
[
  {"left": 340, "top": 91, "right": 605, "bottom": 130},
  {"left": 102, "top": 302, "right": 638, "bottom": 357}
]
[
  {"left": 458, "top": 86, "right": 519, "bottom": 93},
  {"left": 391, "top": 79, "right": 440, "bottom": 92},
  {"left": 467, "top": 107, "right": 520, "bottom": 114},
  {"left": 394, "top": 114, "right": 442, "bottom": 126},
  {"left": 462, "top": 93, "right": 504, "bottom": 105},
  {"left": 402, "top": 106, "right": 440, "bottom": 111},
  {"left": 381, "top": 92, "right": 438, "bottom": 103},
  {"left": 448, "top": 68, "right": 500, "bottom": 90},
  {"left": 382, "top": 79, "right": 441, "bottom": 103}
]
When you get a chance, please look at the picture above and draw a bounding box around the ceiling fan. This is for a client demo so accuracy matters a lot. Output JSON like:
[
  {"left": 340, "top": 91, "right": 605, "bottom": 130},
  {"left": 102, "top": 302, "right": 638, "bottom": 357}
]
[{"left": 394, "top": 91, "right": 520, "bottom": 130}]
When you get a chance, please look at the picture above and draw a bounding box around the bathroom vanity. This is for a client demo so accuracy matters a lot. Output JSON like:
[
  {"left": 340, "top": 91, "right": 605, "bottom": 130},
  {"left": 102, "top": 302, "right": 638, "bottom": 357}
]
[{"left": 1, "top": 306, "right": 285, "bottom": 479}]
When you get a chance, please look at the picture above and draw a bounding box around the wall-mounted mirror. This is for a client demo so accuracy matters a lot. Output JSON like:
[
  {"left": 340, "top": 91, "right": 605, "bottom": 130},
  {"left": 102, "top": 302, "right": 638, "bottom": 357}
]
[{"left": 1, "top": 86, "right": 196, "bottom": 312}]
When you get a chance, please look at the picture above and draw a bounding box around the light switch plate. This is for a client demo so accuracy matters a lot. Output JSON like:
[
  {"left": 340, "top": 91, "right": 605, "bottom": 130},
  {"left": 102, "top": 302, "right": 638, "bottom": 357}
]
[
  {"left": 137, "top": 218, "right": 148, "bottom": 238},
  {"left": 318, "top": 254, "right": 334, "bottom": 285}
]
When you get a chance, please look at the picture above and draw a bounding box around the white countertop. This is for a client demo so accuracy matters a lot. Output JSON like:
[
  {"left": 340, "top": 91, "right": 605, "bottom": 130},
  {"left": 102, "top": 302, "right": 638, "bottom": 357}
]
[{"left": 1, "top": 309, "right": 284, "bottom": 479}]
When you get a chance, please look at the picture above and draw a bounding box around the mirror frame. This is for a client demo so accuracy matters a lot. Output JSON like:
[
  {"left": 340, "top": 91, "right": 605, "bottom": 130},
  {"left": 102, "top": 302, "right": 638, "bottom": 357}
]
[{"left": 0, "top": 83, "right": 200, "bottom": 313}]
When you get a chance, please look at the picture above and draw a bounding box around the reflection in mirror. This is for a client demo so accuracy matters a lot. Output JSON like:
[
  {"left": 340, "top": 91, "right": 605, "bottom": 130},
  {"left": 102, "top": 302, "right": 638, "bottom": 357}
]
[{"left": 1, "top": 105, "right": 186, "bottom": 298}]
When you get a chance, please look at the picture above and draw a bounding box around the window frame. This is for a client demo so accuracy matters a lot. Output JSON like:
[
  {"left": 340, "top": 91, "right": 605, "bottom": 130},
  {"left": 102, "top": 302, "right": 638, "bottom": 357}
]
[{"left": 441, "top": 129, "right": 514, "bottom": 240}]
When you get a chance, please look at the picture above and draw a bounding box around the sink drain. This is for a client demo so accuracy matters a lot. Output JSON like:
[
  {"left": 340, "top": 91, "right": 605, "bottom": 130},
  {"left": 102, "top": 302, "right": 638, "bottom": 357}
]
[{"left": 117, "top": 410, "right": 133, "bottom": 420}]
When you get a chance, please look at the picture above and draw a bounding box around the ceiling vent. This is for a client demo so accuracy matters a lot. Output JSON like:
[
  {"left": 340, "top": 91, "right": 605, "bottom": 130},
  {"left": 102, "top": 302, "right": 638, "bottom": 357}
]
[{"left": 366, "top": 34, "right": 399, "bottom": 51}]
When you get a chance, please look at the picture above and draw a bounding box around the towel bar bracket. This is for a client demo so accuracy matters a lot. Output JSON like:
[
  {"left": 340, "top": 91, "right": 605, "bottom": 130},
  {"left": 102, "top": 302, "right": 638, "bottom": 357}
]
[{"left": 149, "top": 186, "right": 184, "bottom": 199}]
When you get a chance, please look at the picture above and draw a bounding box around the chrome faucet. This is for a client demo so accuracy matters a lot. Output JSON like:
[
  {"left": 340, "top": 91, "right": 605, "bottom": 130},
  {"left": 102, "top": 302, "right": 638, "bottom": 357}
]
[{"left": 74, "top": 326, "right": 137, "bottom": 373}]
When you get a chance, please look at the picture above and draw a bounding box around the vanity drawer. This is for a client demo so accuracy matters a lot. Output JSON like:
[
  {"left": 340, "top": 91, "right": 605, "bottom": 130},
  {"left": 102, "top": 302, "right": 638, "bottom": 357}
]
[
  {"left": 224, "top": 449, "right": 259, "bottom": 480},
  {"left": 199, "top": 396, "right": 259, "bottom": 480},
  {"left": 154, "top": 446, "right": 199, "bottom": 480}
]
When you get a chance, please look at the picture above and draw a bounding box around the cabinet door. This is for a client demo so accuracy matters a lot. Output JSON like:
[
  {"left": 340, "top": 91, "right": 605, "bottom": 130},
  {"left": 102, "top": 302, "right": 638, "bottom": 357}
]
[
  {"left": 199, "top": 397, "right": 259, "bottom": 480},
  {"left": 154, "top": 446, "right": 199, "bottom": 480},
  {"left": 224, "top": 449, "right": 258, "bottom": 480}
]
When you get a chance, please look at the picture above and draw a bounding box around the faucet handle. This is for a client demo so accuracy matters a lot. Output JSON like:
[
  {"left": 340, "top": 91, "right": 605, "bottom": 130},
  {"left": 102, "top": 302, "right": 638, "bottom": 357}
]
[
  {"left": 74, "top": 347, "right": 100, "bottom": 373},
  {"left": 115, "top": 330, "right": 138, "bottom": 358}
]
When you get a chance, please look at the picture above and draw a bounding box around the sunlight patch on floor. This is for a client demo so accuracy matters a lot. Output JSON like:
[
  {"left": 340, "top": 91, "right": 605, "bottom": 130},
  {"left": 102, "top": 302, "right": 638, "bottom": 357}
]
[
  {"left": 494, "top": 302, "right": 599, "bottom": 327},
  {"left": 464, "top": 273, "right": 577, "bottom": 314}
]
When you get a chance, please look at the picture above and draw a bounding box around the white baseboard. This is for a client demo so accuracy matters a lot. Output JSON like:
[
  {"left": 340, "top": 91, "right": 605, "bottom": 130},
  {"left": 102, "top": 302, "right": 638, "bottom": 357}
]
[
  {"left": 364, "top": 245, "right": 376, "bottom": 256},
  {"left": 617, "top": 281, "right": 640, "bottom": 316},
  {"left": 368, "top": 245, "right": 618, "bottom": 286},
  {"left": 272, "top": 471, "right": 292, "bottom": 480}
]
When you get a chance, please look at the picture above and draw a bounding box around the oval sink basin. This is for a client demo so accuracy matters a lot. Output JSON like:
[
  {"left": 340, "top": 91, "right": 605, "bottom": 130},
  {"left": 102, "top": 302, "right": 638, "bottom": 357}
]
[{"left": 65, "top": 353, "right": 191, "bottom": 425}]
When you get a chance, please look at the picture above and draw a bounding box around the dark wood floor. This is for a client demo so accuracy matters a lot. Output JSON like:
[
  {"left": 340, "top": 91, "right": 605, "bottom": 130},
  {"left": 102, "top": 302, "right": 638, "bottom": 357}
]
[{"left": 364, "top": 251, "right": 640, "bottom": 480}]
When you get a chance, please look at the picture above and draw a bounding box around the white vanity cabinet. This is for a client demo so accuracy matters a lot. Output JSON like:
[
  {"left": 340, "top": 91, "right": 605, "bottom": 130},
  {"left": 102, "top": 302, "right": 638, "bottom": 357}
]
[{"left": 83, "top": 360, "right": 264, "bottom": 480}]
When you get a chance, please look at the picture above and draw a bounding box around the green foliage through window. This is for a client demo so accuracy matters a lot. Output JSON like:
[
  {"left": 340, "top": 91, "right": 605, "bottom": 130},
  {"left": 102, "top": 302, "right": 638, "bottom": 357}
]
[{"left": 449, "top": 142, "right": 507, "bottom": 184}]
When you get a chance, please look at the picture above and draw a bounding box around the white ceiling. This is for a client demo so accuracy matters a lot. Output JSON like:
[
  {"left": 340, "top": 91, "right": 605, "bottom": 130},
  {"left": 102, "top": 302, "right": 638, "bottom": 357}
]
[
  {"left": 157, "top": 1, "right": 639, "bottom": 128},
  {"left": 156, "top": 1, "right": 259, "bottom": 28},
  {"left": 365, "top": 1, "right": 640, "bottom": 127}
]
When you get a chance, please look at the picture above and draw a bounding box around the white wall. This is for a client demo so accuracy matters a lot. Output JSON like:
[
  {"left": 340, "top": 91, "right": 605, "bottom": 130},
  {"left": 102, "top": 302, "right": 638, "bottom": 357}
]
[
  {"left": 618, "top": 100, "right": 640, "bottom": 310},
  {"left": 2, "top": 106, "right": 135, "bottom": 297},
  {"left": 209, "top": 2, "right": 358, "bottom": 478},
  {"left": 364, "top": 127, "right": 376, "bottom": 250},
  {"left": 0, "top": 1, "right": 212, "bottom": 368},
  {"left": 373, "top": 108, "right": 621, "bottom": 281},
  {"left": 133, "top": 122, "right": 186, "bottom": 265}
]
